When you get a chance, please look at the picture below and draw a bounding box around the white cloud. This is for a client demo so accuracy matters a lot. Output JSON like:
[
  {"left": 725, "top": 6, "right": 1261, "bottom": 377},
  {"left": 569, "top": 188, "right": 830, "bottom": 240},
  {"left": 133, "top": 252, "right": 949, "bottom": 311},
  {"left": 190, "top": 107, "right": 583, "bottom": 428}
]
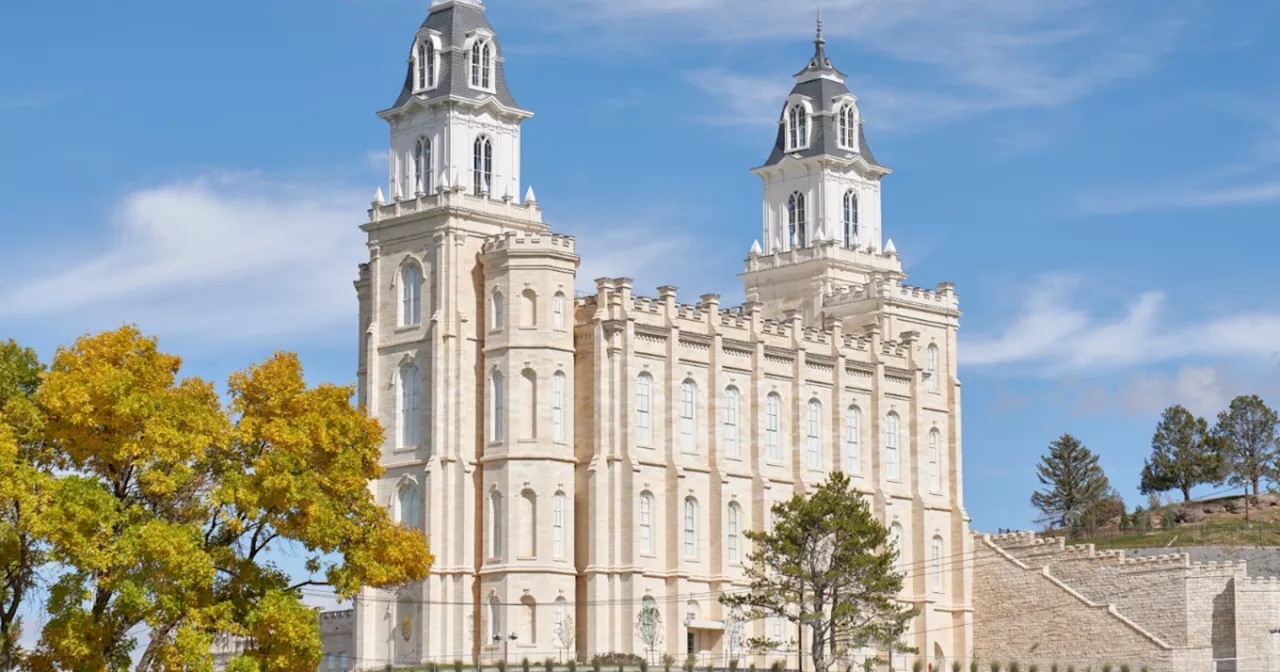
[
  {"left": 0, "top": 173, "right": 368, "bottom": 345},
  {"left": 1077, "top": 179, "right": 1280, "bottom": 215},
  {"left": 540, "top": 0, "right": 1188, "bottom": 132},
  {"left": 964, "top": 275, "right": 1280, "bottom": 374},
  {"left": 1117, "top": 366, "right": 1238, "bottom": 418}
]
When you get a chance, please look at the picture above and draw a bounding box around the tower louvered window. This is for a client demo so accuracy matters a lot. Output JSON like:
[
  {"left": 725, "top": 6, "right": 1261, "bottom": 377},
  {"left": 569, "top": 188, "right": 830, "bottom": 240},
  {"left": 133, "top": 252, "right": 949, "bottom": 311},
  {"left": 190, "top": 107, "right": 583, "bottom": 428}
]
[
  {"left": 843, "top": 190, "right": 858, "bottom": 249},
  {"left": 788, "top": 192, "right": 807, "bottom": 249},
  {"left": 474, "top": 136, "right": 493, "bottom": 196}
]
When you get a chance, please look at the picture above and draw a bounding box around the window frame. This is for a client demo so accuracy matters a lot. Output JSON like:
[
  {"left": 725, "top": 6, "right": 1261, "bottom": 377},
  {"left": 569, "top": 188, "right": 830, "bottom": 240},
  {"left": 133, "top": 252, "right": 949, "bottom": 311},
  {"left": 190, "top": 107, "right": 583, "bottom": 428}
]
[
  {"left": 679, "top": 379, "right": 697, "bottom": 453},
  {"left": 727, "top": 501, "right": 741, "bottom": 564},
  {"left": 401, "top": 263, "right": 423, "bottom": 327},
  {"left": 399, "top": 362, "right": 421, "bottom": 449},
  {"left": 413, "top": 137, "right": 432, "bottom": 195},
  {"left": 723, "top": 386, "right": 740, "bottom": 458},
  {"left": 806, "top": 399, "right": 822, "bottom": 470},
  {"left": 842, "top": 190, "right": 858, "bottom": 249},
  {"left": 490, "top": 491, "right": 503, "bottom": 558},
  {"left": 397, "top": 483, "right": 420, "bottom": 529},
  {"left": 635, "top": 373, "right": 653, "bottom": 447},
  {"left": 845, "top": 405, "right": 861, "bottom": 475},
  {"left": 638, "top": 492, "right": 654, "bottom": 555},
  {"left": 470, "top": 38, "right": 494, "bottom": 91},
  {"left": 764, "top": 393, "right": 782, "bottom": 463},
  {"left": 929, "top": 428, "right": 942, "bottom": 494},
  {"left": 552, "top": 372, "right": 566, "bottom": 443},
  {"left": 788, "top": 192, "right": 807, "bottom": 249},
  {"left": 683, "top": 497, "right": 698, "bottom": 560},
  {"left": 490, "top": 371, "right": 505, "bottom": 443},
  {"left": 786, "top": 103, "right": 808, "bottom": 151},
  {"left": 927, "top": 344, "right": 941, "bottom": 392},
  {"left": 552, "top": 491, "right": 566, "bottom": 559},
  {"left": 931, "top": 535, "right": 944, "bottom": 591},
  {"left": 473, "top": 135, "right": 494, "bottom": 196},
  {"left": 884, "top": 412, "right": 901, "bottom": 481},
  {"left": 552, "top": 292, "right": 566, "bottom": 330}
]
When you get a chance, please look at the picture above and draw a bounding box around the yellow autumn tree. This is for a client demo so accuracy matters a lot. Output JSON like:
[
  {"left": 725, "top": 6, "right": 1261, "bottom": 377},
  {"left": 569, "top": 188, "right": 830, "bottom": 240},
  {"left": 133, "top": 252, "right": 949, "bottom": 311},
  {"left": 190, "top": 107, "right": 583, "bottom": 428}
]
[{"left": 19, "top": 326, "right": 432, "bottom": 672}]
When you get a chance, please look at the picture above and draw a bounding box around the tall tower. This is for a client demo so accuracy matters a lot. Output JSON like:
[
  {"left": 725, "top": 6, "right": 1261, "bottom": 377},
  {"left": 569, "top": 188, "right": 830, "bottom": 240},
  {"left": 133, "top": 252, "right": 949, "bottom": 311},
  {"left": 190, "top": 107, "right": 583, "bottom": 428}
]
[
  {"left": 741, "top": 15, "right": 905, "bottom": 325},
  {"left": 354, "top": 0, "right": 579, "bottom": 666}
]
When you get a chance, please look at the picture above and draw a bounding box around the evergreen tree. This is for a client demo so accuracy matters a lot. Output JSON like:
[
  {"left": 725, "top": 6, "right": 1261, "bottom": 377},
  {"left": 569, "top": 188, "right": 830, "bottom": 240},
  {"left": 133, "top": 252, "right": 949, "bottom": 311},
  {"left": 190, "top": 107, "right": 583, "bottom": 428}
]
[
  {"left": 1212, "top": 395, "right": 1279, "bottom": 523},
  {"left": 1139, "top": 405, "right": 1222, "bottom": 502},
  {"left": 1030, "top": 434, "right": 1111, "bottom": 534}
]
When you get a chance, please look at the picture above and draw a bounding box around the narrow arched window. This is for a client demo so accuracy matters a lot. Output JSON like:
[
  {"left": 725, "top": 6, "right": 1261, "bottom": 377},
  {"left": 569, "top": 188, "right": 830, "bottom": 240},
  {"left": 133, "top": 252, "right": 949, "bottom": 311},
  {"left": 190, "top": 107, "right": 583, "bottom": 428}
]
[
  {"left": 927, "top": 344, "right": 940, "bottom": 392},
  {"left": 679, "top": 379, "right": 697, "bottom": 453},
  {"left": 635, "top": 373, "right": 653, "bottom": 447},
  {"left": 638, "top": 492, "right": 653, "bottom": 554},
  {"left": 474, "top": 136, "right": 493, "bottom": 196},
  {"left": 491, "top": 291, "right": 504, "bottom": 330},
  {"left": 764, "top": 393, "right": 782, "bottom": 462},
  {"left": 554, "top": 597, "right": 568, "bottom": 646},
  {"left": 889, "top": 522, "right": 904, "bottom": 573},
  {"left": 723, "top": 386, "right": 740, "bottom": 458},
  {"left": 838, "top": 104, "right": 857, "bottom": 149},
  {"left": 552, "top": 372, "right": 566, "bottom": 443},
  {"left": 521, "top": 596, "right": 536, "bottom": 643},
  {"left": 787, "top": 104, "right": 807, "bottom": 151},
  {"left": 639, "top": 596, "right": 659, "bottom": 646},
  {"left": 932, "top": 535, "right": 944, "bottom": 591},
  {"left": 426, "top": 40, "right": 436, "bottom": 89},
  {"left": 471, "top": 39, "right": 493, "bottom": 89},
  {"left": 490, "top": 491, "right": 503, "bottom": 558},
  {"left": 401, "top": 263, "right": 422, "bottom": 327},
  {"left": 884, "top": 412, "right": 901, "bottom": 480},
  {"left": 414, "top": 137, "right": 432, "bottom": 194},
  {"left": 843, "top": 190, "right": 858, "bottom": 249},
  {"left": 788, "top": 192, "right": 807, "bottom": 249},
  {"left": 552, "top": 491, "right": 566, "bottom": 559},
  {"left": 845, "top": 405, "right": 862, "bottom": 475},
  {"left": 397, "top": 483, "right": 420, "bottom": 529},
  {"left": 399, "top": 363, "right": 420, "bottom": 448},
  {"left": 806, "top": 399, "right": 822, "bottom": 469},
  {"left": 489, "top": 595, "right": 501, "bottom": 641},
  {"left": 683, "top": 497, "right": 698, "bottom": 559},
  {"left": 727, "top": 502, "right": 741, "bottom": 564},
  {"left": 490, "top": 372, "right": 505, "bottom": 442},
  {"left": 929, "top": 428, "right": 942, "bottom": 493},
  {"left": 521, "top": 369, "right": 537, "bottom": 441},
  {"left": 553, "top": 292, "right": 566, "bottom": 330}
]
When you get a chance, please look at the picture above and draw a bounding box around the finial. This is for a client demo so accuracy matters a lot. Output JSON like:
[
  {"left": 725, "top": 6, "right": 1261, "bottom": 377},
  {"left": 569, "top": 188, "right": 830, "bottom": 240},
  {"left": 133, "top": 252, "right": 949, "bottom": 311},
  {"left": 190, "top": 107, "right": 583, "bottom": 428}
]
[
  {"left": 884, "top": 239, "right": 898, "bottom": 256},
  {"left": 750, "top": 240, "right": 763, "bottom": 256},
  {"left": 373, "top": 187, "right": 385, "bottom": 206},
  {"left": 525, "top": 186, "right": 537, "bottom": 203},
  {"left": 816, "top": 7, "right": 824, "bottom": 44}
]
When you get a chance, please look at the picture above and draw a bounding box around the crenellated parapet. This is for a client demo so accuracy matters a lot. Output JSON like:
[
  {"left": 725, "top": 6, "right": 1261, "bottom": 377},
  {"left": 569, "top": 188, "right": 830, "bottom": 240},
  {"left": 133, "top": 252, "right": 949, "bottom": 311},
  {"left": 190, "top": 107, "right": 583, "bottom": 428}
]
[
  {"left": 824, "top": 276, "right": 960, "bottom": 313},
  {"left": 744, "top": 238, "right": 903, "bottom": 274},
  {"left": 480, "top": 230, "right": 577, "bottom": 256},
  {"left": 367, "top": 186, "right": 545, "bottom": 228}
]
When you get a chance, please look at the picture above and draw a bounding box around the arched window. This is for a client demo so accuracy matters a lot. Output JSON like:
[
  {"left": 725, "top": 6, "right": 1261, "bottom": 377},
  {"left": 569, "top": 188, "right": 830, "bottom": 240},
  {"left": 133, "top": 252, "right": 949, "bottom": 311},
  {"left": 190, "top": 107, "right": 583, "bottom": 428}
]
[
  {"left": 401, "top": 263, "right": 423, "bottom": 326},
  {"left": 521, "top": 595, "right": 536, "bottom": 643},
  {"left": 414, "top": 137, "right": 432, "bottom": 195},
  {"left": 765, "top": 393, "right": 782, "bottom": 462},
  {"left": 638, "top": 492, "right": 654, "bottom": 555},
  {"left": 806, "top": 399, "right": 822, "bottom": 469},
  {"left": 521, "top": 369, "right": 537, "bottom": 441},
  {"left": 927, "top": 344, "right": 940, "bottom": 392},
  {"left": 399, "top": 363, "right": 420, "bottom": 448},
  {"left": 471, "top": 39, "right": 492, "bottom": 90},
  {"left": 491, "top": 291, "right": 504, "bottom": 330},
  {"left": 679, "top": 379, "right": 697, "bottom": 453},
  {"left": 889, "top": 522, "right": 903, "bottom": 573},
  {"left": 553, "top": 292, "right": 566, "bottom": 330},
  {"left": 490, "top": 372, "right": 505, "bottom": 442},
  {"left": 552, "top": 491, "right": 566, "bottom": 559},
  {"left": 416, "top": 39, "right": 436, "bottom": 90},
  {"left": 489, "top": 595, "right": 501, "bottom": 641},
  {"left": 723, "top": 386, "right": 740, "bottom": 458},
  {"left": 727, "top": 501, "right": 741, "bottom": 564},
  {"left": 552, "top": 372, "right": 566, "bottom": 443},
  {"left": 397, "top": 483, "right": 420, "bottom": 529},
  {"left": 683, "top": 497, "right": 698, "bottom": 559},
  {"left": 837, "top": 104, "right": 857, "bottom": 149},
  {"left": 490, "top": 491, "right": 503, "bottom": 558},
  {"left": 929, "top": 428, "right": 942, "bottom": 493},
  {"left": 787, "top": 104, "right": 808, "bottom": 151},
  {"left": 521, "top": 289, "right": 537, "bottom": 328},
  {"left": 473, "top": 135, "right": 493, "bottom": 195},
  {"left": 884, "top": 412, "right": 901, "bottom": 480},
  {"left": 521, "top": 489, "right": 536, "bottom": 557},
  {"left": 639, "top": 596, "right": 659, "bottom": 646},
  {"left": 844, "top": 406, "right": 861, "bottom": 475},
  {"left": 843, "top": 190, "right": 858, "bottom": 249},
  {"left": 931, "top": 535, "right": 944, "bottom": 591},
  {"left": 787, "top": 192, "right": 807, "bottom": 249},
  {"left": 554, "top": 597, "right": 568, "bottom": 646},
  {"left": 635, "top": 373, "right": 653, "bottom": 447}
]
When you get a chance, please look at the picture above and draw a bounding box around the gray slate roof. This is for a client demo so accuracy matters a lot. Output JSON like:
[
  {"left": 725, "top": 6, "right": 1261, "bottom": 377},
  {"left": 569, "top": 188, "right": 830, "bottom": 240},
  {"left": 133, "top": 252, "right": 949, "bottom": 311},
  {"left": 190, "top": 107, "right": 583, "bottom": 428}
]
[
  {"left": 762, "top": 35, "right": 883, "bottom": 170},
  {"left": 389, "top": 2, "right": 521, "bottom": 112}
]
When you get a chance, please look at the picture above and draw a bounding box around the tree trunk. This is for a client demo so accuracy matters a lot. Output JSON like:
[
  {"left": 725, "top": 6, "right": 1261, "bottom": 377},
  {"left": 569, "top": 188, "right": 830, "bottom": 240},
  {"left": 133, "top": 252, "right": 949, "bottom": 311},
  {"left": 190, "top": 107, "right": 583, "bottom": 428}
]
[{"left": 1182, "top": 485, "right": 1192, "bottom": 502}]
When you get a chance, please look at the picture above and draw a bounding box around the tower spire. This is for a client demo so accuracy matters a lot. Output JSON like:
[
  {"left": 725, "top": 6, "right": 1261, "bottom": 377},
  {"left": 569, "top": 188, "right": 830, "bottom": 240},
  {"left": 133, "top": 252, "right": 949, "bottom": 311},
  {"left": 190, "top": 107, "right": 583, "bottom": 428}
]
[{"left": 809, "top": 6, "right": 831, "bottom": 72}]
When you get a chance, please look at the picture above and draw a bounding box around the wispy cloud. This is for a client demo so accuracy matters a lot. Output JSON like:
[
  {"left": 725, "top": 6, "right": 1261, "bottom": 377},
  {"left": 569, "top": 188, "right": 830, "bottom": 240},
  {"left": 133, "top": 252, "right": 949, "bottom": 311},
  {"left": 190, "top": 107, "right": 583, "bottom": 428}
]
[
  {"left": 0, "top": 173, "right": 368, "bottom": 345},
  {"left": 541, "top": 0, "right": 1189, "bottom": 132},
  {"left": 964, "top": 274, "right": 1280, "bottom": 375},
  {"left": 0, "top": 91, "right": 63, "bottom": 111},
  {"left": 1078, "top": 179, "right": 1280, "bottom": 215}
]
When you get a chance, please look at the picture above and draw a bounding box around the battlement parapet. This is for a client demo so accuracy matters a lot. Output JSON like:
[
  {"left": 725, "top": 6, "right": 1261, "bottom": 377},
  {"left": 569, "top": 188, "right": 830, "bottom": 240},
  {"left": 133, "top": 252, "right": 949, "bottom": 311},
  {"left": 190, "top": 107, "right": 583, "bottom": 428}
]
[
  {"left": 320, "top": 609, "right": 355, "bottom": 621},
  {"left": 744, "top": 239, "right": 903, "bottom": 274},
  {"left": 987, "top": 530, "right": 1193, "bottom": 570},
  {"left": 368, "top": 187, "right": 544, "bottom": 227},
  {"left": 824, "top": 278, "right": 960, "bottom": 312},
  {"left": 481, "top": 231, "right": 577, "bottom": 255}
]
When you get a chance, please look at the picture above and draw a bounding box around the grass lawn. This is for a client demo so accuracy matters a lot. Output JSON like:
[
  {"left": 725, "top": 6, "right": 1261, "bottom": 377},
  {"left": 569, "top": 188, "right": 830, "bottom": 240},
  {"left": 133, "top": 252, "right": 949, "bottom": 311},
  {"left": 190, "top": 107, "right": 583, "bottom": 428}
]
[{"left": 1067, "top": 520, "right": 1280, "bottom": 550}]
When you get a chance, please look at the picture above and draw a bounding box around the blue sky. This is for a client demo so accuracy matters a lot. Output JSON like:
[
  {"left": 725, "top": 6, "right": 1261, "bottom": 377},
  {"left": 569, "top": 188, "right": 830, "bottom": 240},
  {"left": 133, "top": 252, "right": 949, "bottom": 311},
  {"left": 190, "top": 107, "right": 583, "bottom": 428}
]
[{"left": 3, "top": 0, "right": 1280, "bottom": 592}]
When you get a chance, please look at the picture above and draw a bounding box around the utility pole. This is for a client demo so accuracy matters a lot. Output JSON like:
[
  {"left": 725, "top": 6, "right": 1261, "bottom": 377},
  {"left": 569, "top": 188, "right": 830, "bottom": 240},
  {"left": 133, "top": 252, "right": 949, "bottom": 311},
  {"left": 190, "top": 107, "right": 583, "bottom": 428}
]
[{"left": 798, "top": 586, "right": 804, "bottom": 672}]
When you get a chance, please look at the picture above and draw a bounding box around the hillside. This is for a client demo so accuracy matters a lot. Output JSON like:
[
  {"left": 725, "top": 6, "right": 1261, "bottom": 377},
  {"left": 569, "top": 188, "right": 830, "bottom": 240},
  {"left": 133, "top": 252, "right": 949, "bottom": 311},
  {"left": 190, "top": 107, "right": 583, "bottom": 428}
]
[{"left": 1063, "top": 493, "right": 1280, "bottom": 550}]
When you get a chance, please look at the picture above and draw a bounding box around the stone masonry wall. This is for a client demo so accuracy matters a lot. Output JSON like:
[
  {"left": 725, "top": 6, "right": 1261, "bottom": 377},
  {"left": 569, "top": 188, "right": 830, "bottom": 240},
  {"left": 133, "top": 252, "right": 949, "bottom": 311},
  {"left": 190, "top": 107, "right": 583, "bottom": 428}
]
[
  {"left": 973, "top": 534, "right": 1172, "bottom": 667},
  {"left": 1232, "top": 577, "right": 1280, "bottom": 672}
]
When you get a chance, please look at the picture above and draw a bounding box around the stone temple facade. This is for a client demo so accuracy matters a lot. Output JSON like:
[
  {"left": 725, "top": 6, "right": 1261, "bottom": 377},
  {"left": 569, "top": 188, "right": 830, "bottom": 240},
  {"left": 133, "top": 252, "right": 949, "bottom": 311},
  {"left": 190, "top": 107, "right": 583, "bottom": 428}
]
[{"left": 346, "top": 0, "right": 970, "bottom": 669}]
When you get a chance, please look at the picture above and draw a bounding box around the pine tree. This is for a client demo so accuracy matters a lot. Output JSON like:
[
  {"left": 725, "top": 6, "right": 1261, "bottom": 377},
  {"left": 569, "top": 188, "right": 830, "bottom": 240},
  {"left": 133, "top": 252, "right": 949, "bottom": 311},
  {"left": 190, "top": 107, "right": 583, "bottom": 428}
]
[
  {"left": 1212, "top": 395, "right": 1279, "bottom": 523},
  {"left": 1031, "top": 434, "right": 1111, "bottom": 534},
  {"left": 1139, "top": 405, "right": 1222, "bottom": 502}
]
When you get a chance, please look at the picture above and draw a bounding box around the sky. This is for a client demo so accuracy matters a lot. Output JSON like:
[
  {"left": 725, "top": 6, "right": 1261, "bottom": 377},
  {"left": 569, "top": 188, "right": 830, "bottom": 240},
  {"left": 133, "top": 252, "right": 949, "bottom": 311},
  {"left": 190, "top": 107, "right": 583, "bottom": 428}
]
[{"left": 3, "top": 0, "right": 1280, "bottom": 625}]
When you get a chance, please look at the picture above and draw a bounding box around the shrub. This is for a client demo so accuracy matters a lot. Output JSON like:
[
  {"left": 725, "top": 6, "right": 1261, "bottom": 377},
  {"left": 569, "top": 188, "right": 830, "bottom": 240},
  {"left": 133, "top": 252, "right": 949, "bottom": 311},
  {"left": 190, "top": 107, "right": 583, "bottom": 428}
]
[
  {"left": 1119, "top": 665, "right": 1131, "bottom": 672},
  {"left": 971, "top": 662, "right": 980, "bottom": 672},
  {"left": 704, "top": 664, "right": 714, "bottom": 672},
  {"left": 953, "top": 662, "right": 963, "bottom": 672},
  {"left": 749, "top": 665, "right": 757, "bottom": 672},
  {"left": 547, "top": 659, "right": 558, "bottom": 672},
  {"left": 500, "top": 662, "right": 508, "bottom": 672},
  {"left": 1067, "top": 665, "right": 1076, "bottom": 672},
  {"left": 524, "top": 658, "right": 533, "bottom": 672},
  {"left": 684, "top": 656, "right": 697, "bottom": 672},
  {"left": 641, "top": 660, "right": 649, "bottom": 672},
  {"left": 1101, "top": 664, "right": 1113, "bottom": 672},
  {"left": 914, "top": 661, "right": 924, "bottom": 672},
  {"left": 456, "top": 661, "right": 465, "bottom": 672},
  {"left": 1029, "top": 665, "right": 1039, "bottom": 672},
  {"left": 593, "top": 658, "right": 603, "bottom": 672},
  {"left": 569, "top": 662, "right": 578, "bottom": 672},
  {"left": 990, "top": 662, "right": 1001, "bottom": 672},
  {"left": 730, "top": 660, "right": 740, "bottom": 672},
  {"left": 771, "top": 661, "right": 784, "bottom": 672},
  {"left": 662, "top": 655, "right": 676, "bottom": 672},
  {"left": 1009, "top": 663, "right": 1020, "bottom": 672},
  {"left": 1051, "top": 665, "right": 1059, "bottom": 672}
]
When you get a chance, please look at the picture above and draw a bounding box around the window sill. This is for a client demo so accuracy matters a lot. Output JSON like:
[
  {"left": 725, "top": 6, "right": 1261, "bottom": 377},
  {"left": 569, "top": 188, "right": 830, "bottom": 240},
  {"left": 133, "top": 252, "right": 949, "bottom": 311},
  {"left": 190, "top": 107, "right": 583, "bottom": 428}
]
[
  {"left": 395, "top": 324, "right": 421, "bottom": 333},
  {"left": 517, "top": 555, "right": 536, "bottom": 562},
  {"left": 393, "top": 445, "right": 420, "bottom": 454}
]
